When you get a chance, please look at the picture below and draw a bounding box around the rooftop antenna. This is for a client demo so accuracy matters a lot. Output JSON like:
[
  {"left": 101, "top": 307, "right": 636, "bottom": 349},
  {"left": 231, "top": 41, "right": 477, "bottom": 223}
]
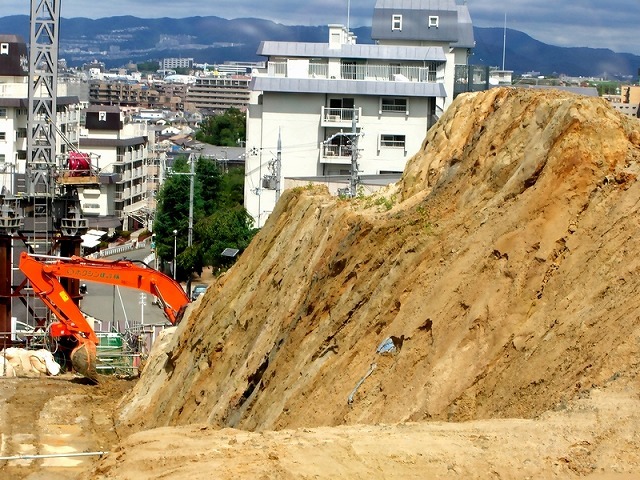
[
  {"left": 347, "top": 0, "right": 351, "bottom": 30},
  {"left": 502, "top": 12, "right": 507, "bottom": 70}
]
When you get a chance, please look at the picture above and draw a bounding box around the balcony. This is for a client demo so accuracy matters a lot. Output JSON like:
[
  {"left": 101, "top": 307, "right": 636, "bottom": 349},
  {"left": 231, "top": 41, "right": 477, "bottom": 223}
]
[
  {"left": 321, "top": 144, "right": 353, "bottom": 165},
  {"left": 117, "top": 153, "right": 133, "bottom": 163},
  {"left": 320, "top": 107, "right": 362, "bottom": 127}
]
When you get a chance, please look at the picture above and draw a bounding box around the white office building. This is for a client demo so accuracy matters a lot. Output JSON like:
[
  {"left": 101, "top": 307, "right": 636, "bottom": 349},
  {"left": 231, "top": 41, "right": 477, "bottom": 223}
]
[{"left": 244, "top": 0, "right": 475, "bottom": 227}]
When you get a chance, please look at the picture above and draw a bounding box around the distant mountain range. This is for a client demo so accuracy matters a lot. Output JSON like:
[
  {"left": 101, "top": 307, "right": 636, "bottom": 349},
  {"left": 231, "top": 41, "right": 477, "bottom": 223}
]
[{"left": 0, "top": 15, "right": 638, "bottom": 78}]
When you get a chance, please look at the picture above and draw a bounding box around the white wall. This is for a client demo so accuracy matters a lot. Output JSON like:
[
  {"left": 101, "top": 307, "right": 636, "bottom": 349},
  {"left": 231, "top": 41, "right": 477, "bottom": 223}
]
[{"left": 245, "top": 90, "right": 432, "bottom": 227}]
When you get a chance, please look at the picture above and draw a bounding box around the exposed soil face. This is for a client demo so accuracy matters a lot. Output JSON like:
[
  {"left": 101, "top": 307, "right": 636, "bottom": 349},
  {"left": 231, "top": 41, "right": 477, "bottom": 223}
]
[
  {"left": 118, "top": 88, "right": 640, "bottom": 432},
  {"left": 4, "top": 88, "right": 640, "bottom": 479}
]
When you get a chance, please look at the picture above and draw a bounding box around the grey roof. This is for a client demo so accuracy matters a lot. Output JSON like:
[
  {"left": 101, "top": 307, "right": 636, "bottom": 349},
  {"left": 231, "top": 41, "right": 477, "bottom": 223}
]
[
  {"left": 198, "top": 145, "right": 245, "bottom": 161},
  {"left": 0, "top": 35, "right": 25, "bottom": 43},
  {"left": 257, "top": 41, "right": 446, "bottom": 62},
  {"left": 251, "top": 77, "right": 447, "bottom": 98},
  {"left": 85, "top": 215, "right": 122, "bottom": 229},
  {"left": 453, "top": 4, "right": 475, "bottom": 48},
  {"left": 79, "top": 136, "right": 148, "bottom": 148},
  {"left": 371, "top": 0, "right": 474, "bottom": 48},
  {"left": 86, "top": 105, "right": 121, "bottom": 113}
]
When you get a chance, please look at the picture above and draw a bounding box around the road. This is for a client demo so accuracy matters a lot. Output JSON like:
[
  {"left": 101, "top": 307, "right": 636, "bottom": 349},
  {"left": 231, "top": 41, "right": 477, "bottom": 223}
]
[{"left": 78, "top": 246, "right": 174, "bottom": 332}]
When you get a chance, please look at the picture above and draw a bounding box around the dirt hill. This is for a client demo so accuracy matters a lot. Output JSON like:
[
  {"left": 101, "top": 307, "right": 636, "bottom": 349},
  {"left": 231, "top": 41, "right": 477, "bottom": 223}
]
[{"left": 98, "top": 88, "right": 640, "bottom": 478}]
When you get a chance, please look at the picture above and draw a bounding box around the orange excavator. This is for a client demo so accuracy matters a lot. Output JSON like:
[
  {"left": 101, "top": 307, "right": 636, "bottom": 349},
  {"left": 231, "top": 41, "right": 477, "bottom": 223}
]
[{"left": 18, "top": 252, "right": 191, "bottom": 382}]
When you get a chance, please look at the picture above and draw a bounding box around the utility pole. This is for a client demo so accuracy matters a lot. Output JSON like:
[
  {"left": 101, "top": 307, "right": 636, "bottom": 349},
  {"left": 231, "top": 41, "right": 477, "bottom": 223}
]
[
  {"left": 350, "top": 108, "right": 360, "bottom": 197},
  {"left": 188, "top": 153, "right": 194, "bottom": 247},
  {"left": 502, "top": 12, "right": 507, "bottom": 71},
  {"left": 172, "top": 229, "right": 177, "bottom": 280},
  {"left": 323, "top": 107, "right": 361, "bottom": 198},
  {"left": 171, "top": 152, "right": 196, "bottom": 248},
  {"left": 138, "top": 292, "right": 146, "bottom": 326},
  {"left": 275, "top": 129, "right": 282, "bottom": 203}
]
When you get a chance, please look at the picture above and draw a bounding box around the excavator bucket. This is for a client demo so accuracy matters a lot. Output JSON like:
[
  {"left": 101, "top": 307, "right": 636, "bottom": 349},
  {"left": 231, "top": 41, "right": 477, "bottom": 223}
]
[{"left": 70, "top": 340, "right": 99, "bottom": 383}]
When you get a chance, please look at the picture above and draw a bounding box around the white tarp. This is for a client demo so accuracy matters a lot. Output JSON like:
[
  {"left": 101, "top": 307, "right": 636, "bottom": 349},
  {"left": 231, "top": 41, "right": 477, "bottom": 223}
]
[{"left": 82, "top": 229, "right": 107, "bottom": 248}]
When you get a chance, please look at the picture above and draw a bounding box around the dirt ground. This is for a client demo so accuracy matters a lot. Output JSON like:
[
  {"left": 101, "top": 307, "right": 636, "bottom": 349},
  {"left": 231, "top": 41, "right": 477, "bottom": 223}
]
[
  {"left": 2, "top": 375, "right": 640, "bottom": 479},
  {"left": 0, "top": 269, "right": 215, "bottom": 479},
  {"left": 0, "top": 375, "right": 135, "bottom": 480}
]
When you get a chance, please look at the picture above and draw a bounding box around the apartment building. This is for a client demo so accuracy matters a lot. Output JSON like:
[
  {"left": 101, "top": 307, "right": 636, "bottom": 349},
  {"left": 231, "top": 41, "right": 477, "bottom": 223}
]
[
  {"left": 77, "top": 105, "right": 151, "bottom": 230},
  {"left": 244, "top": 0, "right": 475, "bottom": 227},
  {"left": 89, "top": 81, "right": 163, "bottom": 108},
  {"left": 185, "top": 75, "right": 251, "bottom": 113},
  {"left": 608, "top": 85, "right": 640, "bottom": 118},
  {"left": 162, "top": 57, "right": 194, "bottom": 70},
  {"left": 0, "top": 35, "right": 82, "bottom": 198}
]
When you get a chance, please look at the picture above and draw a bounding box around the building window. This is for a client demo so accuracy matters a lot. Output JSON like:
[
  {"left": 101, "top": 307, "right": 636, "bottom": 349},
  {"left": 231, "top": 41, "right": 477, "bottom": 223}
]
[
  {"left": 0, "top": 154, "right": 5, "bottom": 162},
  {"left": 0, "top": 132, "right": 5, "bottom": 141},
  {"left": 0, "top": 108, "right": 6, "bottom": 118},
  {"left": 381, "top": 97, "right": 408, "bottom": 114},
  {"left": 380, "top": 134, "right": 406, "bottom": 149},
  {"left": 16, "top": 128, "right": 27, "bottom": 138},
  {"left": 17, "top": 150, "right": 26, "bottom": 160},
  {"left": 429, "top": 16, "right": 439, "bottom": 28},
  {"left": 392, "top": 14, "right": 402, "bottom": 31}
]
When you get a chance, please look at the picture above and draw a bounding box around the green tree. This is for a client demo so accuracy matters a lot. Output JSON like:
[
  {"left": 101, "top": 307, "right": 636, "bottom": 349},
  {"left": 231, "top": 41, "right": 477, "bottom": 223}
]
[
  {"left": 219, "top": 165, "right": 245, "bottom": 207},
  {"left": 154, "top": 155, "right": 257, "bottom": 280},
  {"left": 196, "top": 108, "right": 246, "bottom": 146},
  {"left": 153, "top": 156, "right": 201, "bottom": 276},
  {"left": 137, "top": 61, "right": 159, "bottom": 73},
  {"left": 195, "top": 207, "right": 257, "bottom": 269},
  {"left": 196, "top": 157, "right": 223, "bottom": 215}
]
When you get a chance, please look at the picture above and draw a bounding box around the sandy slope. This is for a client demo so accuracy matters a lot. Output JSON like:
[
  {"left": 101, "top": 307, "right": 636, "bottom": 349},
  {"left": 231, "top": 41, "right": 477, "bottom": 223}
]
[{"left": 92, "top": 88, "right": 640, "bottom": 478}]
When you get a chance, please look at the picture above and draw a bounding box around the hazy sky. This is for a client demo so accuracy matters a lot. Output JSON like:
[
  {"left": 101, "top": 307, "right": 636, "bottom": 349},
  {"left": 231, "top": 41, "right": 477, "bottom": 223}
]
[{"left": 3, "top": 1, "right": 639, "bottom": 55}]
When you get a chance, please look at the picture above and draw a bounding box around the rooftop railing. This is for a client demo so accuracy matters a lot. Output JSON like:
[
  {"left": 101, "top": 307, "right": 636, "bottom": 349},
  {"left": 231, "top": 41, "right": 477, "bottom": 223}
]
[{"left": 267, "top": 62, "right": 441, "bottom": 83}]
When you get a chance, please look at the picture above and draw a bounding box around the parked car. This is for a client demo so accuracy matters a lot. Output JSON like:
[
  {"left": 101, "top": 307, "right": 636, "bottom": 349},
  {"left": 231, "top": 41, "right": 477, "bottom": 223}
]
[{"left": 191, "top": 284, "right": 207, "bottom": 301}]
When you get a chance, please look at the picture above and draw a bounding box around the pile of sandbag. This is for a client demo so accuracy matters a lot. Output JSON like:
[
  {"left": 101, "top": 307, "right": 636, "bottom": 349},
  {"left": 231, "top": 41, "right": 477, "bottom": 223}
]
[{"left": 0, "top": 348, "right": 61, "bottom": 378}]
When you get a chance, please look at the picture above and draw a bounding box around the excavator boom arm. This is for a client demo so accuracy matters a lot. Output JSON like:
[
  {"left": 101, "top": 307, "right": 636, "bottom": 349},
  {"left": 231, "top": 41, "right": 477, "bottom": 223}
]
[{"left": 20, "top": 252, "right": 190, "bottom": 324}]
